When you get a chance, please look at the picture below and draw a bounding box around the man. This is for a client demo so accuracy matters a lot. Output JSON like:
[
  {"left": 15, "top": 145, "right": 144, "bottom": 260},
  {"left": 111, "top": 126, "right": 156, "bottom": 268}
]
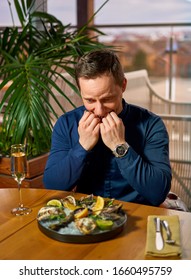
[{"left": 43, "top": 49, "right": 171, "bottom": 206}]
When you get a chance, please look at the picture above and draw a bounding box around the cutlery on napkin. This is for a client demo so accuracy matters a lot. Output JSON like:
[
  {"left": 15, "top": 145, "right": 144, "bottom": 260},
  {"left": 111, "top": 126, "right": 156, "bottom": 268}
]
[{"left": 145, "top": 215, "right": 182, "bottom": 258}]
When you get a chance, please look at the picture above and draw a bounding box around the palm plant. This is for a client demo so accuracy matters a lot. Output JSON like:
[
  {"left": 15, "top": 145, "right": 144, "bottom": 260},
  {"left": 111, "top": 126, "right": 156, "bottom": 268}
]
[{"left": 0, "top": 0, "right": 108, "bottom": 157}]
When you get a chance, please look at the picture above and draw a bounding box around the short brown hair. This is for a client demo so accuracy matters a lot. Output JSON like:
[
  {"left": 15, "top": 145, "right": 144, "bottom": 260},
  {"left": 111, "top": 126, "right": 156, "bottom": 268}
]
[{"left": 75, "top": 49, "right": 124, "bottom": 88}]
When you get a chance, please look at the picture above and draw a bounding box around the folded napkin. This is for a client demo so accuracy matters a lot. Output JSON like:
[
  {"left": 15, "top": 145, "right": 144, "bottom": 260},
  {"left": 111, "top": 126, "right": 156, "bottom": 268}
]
[{"left": 145, "top": 215, "right": 182, "bottom": 258}]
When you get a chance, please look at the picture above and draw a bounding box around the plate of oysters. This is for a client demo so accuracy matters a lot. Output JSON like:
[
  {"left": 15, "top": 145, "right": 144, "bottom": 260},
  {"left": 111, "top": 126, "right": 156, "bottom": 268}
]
[{"left": 37, "top": 194, "right": 127, "bottom": 243}]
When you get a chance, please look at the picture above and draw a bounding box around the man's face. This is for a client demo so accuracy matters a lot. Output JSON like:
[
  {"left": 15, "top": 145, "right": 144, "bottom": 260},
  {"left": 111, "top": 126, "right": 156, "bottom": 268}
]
[{"left": 79, "top": 73, "right": 127, "bottom": 118}]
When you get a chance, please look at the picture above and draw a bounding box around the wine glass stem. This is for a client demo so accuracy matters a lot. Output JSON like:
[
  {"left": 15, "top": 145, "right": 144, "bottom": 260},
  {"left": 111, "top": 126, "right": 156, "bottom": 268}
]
[{"left": 18, "top": 182, "right": 24, "bottom": 208}]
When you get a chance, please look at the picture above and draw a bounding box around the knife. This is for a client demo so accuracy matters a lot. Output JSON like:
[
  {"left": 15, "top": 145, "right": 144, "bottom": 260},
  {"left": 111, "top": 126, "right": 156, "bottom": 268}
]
[{"left": 154, "top": 217, "right": 164, "bottom": 250}]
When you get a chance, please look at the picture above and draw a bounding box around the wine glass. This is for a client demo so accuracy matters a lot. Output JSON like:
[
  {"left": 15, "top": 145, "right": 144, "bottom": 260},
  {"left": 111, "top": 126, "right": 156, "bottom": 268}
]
[{"left": 11, "top": 144, "right": 32, "bottom": 215}]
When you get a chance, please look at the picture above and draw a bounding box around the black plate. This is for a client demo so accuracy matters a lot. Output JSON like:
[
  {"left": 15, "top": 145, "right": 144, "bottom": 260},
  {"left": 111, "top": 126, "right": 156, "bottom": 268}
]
[{"left": 37, "top": 211, "right": 127, "bottom": 244}]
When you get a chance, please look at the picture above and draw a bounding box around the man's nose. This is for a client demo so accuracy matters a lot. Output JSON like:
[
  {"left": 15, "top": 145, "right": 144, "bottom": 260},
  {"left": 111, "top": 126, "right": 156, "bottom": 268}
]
[{"left": 94, "top": 102, "right": 106, "bottom": 117}]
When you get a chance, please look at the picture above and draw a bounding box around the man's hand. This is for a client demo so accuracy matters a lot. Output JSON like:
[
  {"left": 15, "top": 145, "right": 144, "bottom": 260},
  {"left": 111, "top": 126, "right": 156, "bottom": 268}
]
[
  {"left": 78, "top": 111, "right": 101, "bottom": 151},
  {"left": 100, "top": 112, "right": 125, "bottom": 151}
]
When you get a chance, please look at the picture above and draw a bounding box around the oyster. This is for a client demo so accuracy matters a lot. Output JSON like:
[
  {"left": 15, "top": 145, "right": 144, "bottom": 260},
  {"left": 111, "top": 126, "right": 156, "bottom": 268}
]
[
  {"left": 101, "top": 203, "right": 123, "bottom": 214},
  {"left": 75, "top": 217, "right": 97, "bottom": 234},
  {"left": 98, "top": 203, "right": 123, "bottom": 220},
  {"left": 99, "top": 212, "right": 122, "bottom": 221},
  {"left": 61, "top": 195, "right": 76, "bottom": 206},
  {"left": 49, "top": 212, "right": 74, "bottom": 231},
  {"left": 37, "top": 206, "right": 66, "bottom": 221},
  {"left": 78, "top": 194, "right": 95, "bottom": 208}
]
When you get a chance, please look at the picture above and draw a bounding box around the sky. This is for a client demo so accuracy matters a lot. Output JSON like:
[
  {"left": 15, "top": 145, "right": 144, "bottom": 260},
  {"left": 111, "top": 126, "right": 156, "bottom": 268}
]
[{"left": 0, "top": 0, "right": 191, "bottom": 26}]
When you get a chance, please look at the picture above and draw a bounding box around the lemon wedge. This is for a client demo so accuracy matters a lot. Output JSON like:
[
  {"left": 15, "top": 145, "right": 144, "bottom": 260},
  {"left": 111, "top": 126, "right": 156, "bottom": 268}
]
[
  {"left": 63, "top": 201, "right": 79, "bottom": 211},
  {"left": 92, "top": 196, "right": 105, "bottom": 214},
  {"left": 74, "top": 208, "right": 88, "bottom": 219},
  {"left": 47, "top": 199, "right": 62, "bottom": 207}
]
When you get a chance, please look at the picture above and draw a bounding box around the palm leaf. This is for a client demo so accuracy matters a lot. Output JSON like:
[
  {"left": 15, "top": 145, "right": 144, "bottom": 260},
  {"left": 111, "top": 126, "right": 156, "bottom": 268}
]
[{"left": 0, "top": 0, "right": 111, "bottom": 157}]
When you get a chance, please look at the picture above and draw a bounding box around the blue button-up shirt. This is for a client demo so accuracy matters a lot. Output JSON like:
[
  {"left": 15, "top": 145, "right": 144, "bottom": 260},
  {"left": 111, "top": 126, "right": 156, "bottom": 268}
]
[{"left": 43, "top": 100, "right": 171, "bottom": 206}]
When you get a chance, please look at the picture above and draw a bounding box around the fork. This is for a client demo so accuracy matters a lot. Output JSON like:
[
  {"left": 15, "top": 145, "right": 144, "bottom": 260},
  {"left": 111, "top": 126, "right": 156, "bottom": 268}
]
[{"left": 162, "top": 220, "right": 176, "bottom": 245}]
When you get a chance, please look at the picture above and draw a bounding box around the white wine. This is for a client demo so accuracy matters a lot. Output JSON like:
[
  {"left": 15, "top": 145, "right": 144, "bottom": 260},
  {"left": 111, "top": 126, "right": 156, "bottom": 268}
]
[
  {"left": 11, "top": 152, "right": 27, "bottom": 184},
  {"left": 10, "top": 144, "right": 32, "bottom": 215}
]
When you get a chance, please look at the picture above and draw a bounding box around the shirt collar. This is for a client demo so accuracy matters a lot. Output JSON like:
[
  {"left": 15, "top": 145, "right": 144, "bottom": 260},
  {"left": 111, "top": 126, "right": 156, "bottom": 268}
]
[{"left": 118, "top": 99, "right": 128, "bottom": 119}]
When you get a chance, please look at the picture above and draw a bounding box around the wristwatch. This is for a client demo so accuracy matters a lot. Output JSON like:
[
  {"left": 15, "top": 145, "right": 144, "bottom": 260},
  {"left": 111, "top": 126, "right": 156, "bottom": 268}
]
[{"left": 112, "top": 142, "right": 129, "bottom": 158}]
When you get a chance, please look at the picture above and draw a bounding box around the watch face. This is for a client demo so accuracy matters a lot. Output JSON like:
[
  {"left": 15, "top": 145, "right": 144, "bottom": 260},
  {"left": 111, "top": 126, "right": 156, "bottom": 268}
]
[{"left": 116, "top": 145, "right": 126, "bottom": 156}]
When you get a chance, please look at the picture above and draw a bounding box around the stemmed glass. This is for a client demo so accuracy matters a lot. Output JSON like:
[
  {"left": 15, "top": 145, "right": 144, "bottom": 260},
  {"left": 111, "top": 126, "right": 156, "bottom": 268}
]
[{"left": 11, "top": 144, "right": 32, "bottom": 215}]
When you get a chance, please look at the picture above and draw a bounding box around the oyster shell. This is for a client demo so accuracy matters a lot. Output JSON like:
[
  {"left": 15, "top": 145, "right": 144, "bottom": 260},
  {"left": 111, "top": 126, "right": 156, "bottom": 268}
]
[
  {"left": 37, "top": 206, "right": 65, "bottom": 221},
  {"left": 49, "top": 212, "right": 74, "bottom": 231},
  {"left": 75, "top": 217, "right": 97, "bottom": 234},
  {"left": 98, "top": 212, "right": 122, "bottom": 221},
  {"left": 101, "top": 203, "right": 123, "bottom": 214},
  {"left": 78, "top": 194, "right": 95, "bottom": 208},
  {"left": 61, "top": 195, "right": 76, "bottom": 206}
]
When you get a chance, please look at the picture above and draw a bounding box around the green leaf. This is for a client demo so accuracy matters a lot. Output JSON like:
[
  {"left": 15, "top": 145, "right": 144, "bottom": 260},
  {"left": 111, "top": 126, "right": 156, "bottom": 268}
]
[
  {"left": 14, "top": 0, "right": 26, "bottom": 28},
  {"left": 0, "top": 0, "right": 113, "bottom": 157}
]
